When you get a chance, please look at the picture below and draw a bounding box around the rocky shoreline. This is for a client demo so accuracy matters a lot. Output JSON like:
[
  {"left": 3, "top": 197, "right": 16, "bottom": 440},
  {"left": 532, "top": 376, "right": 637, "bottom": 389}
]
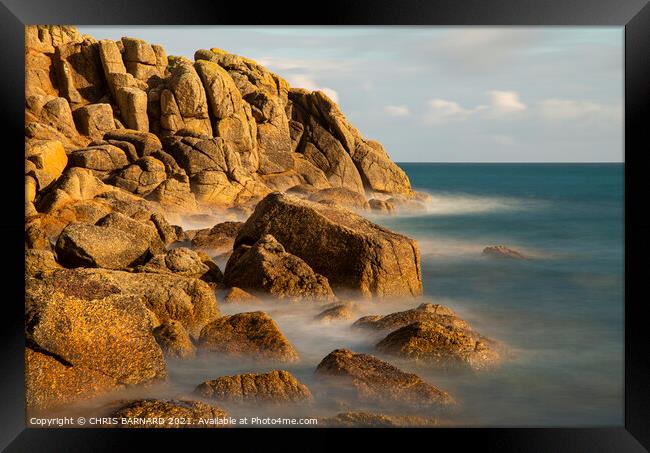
[{"left": 25, "top": 26, "right": 506, "bottom": 427}]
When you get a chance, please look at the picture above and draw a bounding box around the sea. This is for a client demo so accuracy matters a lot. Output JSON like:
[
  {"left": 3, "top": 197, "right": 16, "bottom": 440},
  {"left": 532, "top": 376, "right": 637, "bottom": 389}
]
[{"left": 61, "top": 163, "right": 625, "bottom": 427}]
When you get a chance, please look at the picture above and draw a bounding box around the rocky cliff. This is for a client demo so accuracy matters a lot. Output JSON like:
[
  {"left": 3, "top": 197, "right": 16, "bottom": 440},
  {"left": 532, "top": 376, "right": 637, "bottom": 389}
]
[
  {"left": 25, "top": 25, "right": 418, "bottom": 221},
  {"left": 24, "top": 26, "right": 450, "bottom": 417}
]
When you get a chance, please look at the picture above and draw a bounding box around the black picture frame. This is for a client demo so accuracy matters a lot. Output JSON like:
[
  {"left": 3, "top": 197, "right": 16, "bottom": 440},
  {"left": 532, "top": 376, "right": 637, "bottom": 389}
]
[{"left": 1, "top": 0, "right": 648, "bottom": 451}]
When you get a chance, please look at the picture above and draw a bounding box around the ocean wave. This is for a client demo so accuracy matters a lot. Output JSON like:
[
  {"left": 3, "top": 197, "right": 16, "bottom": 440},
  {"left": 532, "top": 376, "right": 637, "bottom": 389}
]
[{"left": 369, "top": 191, "right": 542, "bottom": 218}]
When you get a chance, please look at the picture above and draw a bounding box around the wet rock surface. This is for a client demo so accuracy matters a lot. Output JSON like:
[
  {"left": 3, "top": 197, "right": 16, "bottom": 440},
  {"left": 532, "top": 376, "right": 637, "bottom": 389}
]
[
  {"left": 195, "top": 370, "right": 312, "bottom": 404},
  {"left": 235, "top": 192, "right": 422, "bottom": 298},
  {"left": 198, "top": 312, "right": 299, "bottom": 362},
  {"left": 224, "top": 234, "right": 335, "bottom": 301},
  {"left": 315, "top": 349, "right": 453, "bottom": 408}
]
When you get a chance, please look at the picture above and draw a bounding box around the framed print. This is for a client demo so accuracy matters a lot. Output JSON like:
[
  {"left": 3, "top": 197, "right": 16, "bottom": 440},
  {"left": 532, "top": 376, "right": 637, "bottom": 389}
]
[{"left": 1, "top": 0, "right": 648, "bottom": 450}]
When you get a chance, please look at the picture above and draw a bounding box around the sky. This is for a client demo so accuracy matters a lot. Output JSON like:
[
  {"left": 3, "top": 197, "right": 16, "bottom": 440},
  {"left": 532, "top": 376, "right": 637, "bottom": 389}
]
[{"left": 77, "top": 26, "right": 623, "bottom": 163}]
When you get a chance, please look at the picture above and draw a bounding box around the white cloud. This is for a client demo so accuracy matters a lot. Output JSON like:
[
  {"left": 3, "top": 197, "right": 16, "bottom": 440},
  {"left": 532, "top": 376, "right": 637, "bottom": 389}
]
[
  {"left": 424, "top": 90, "right": 527, "bottom": 123},
  {"left": 538, "top": 99, "right": 621, "bottom": 121},
  {"left": 486, "top": 90, "right": 527, "bottom": 116},
  {"left": 425, "top": 99, "right": 473, "bottom": 123},
  {"left": 384, "top": 105, "right": 411, "bottom": 117},
  {"left": 285, "top": 74, "right": 339, "bottom": 103}
]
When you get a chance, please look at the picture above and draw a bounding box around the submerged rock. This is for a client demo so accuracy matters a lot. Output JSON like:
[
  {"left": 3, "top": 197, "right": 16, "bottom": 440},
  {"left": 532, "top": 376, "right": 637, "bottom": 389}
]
[
  {"left": 198, "top": 311, "right": 298, "bottom": 362},
  {"left": 482, "top": 245, "right": 528, "bottom": 260},
  {"left": 224, "top": 234, "right": 335, "bottom": 302},
  {"left": 234, "top": 192, "right": 422, "bottom": 298},
  {"left": 315, "top": 349, "right": 453, "bottom": 408},
  {"left": 353, "top": 303, "right": 470, "bottom": 332},
  {"left": 222, "top": 287, "right": 261, "bottom": 304},
  {"left": 376, "top": 321, "right": 501, "bottom": 370},
  {"left": 190, "top": 221, "right": 243, "bottom": 254},
  {"left": 111, "top": 399, "right": 229, "bottom": 428},
  {"left": 315, "top": 303, "right": 356, "bottom": 322},
  {"left": 153, "top": 320, "right": 196, "bottom": 359},
  {"left": 195, "top": 370, "right": 312, "bottom": 404}
]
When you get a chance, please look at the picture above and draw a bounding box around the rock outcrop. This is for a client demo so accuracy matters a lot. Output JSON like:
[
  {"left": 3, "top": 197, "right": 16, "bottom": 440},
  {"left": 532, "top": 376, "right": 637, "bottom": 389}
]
[
  {"left": 25, "top": 25, "right": 417, "bottom": 217},
  {"left": 224, "top": 234, "right": 335, "bottom": 301},
  {"left": 315, "top": 349, "right": 453, "bottom": 408},
  {"left": 353, "top": 303, "right": 470, "bottom": 332},
  {"left": 376, "top": 321, "right": 501, "bottom": 370},
  {"left": 195, "top": 370, "right": 312, "bottom": 404},
  {"left": 234, "top": 192, "right": 422, "bottom": 297},
  {"left": 198, "top": 311, "right": 298, "bottom": 362}
]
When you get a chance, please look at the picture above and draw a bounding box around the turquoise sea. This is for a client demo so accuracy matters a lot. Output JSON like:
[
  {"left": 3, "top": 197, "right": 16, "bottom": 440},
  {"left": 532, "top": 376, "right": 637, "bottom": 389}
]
[{"left": 378, "top": 163, "right": 624, "bottom": 425}]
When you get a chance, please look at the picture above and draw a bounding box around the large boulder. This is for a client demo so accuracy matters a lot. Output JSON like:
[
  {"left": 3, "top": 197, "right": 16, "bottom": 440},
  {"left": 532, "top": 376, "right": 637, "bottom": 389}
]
[
  {"left": 25, "top": 290, "right": 166, "bottom": 411},
  {"left": 224, "top": 234, "right": 335, "bottom": 302},
  {"left": 315, "top": 349, "right": 453, "bottom": 408},
  {"left": 54, "top": 222, "right": 153, "bottom": 269},
  {"left": 111, "top": 399, "right": 228, "bottom": 428},
  {"left": 30, "top": 268, "right": 220, "bottom": 337},
  {"left": 353, "top": 303, "right": 470, "bottom": 332},
  {"left": 195, "top": 370, "right": 312, "bottom": 404},
  {"left": 198, "top": 311, "right": 298, "bottom": 362},
  {"left": 234, "top": 192, "right": 422, "bottom": 297},
  {"left": 95, "top": 211, "right": 165, "bottom": 253},
  {"left": 376, "top": 321, "right": 501, "bottom": 370}
]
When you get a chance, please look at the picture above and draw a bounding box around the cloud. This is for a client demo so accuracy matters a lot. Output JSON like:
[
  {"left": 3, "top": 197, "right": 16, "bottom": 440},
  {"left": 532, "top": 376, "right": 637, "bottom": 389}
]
[
  {"left": 424, "top": 99, "right": 474, "bottom": 123},
  {"left": 285, "top": 74, "right": 339, "bottom": 103},
  {"left": 383, "top": 105, "right": 411, "bottom": 117},
  {"left": 486, "top": 90, "right": 527, "bottom": 116},
  {"left": 424, "top": 90, "right": 527, "bottom": 123},
  {"left": 538, "top": 99, "right": 621, "bottom": 121}
]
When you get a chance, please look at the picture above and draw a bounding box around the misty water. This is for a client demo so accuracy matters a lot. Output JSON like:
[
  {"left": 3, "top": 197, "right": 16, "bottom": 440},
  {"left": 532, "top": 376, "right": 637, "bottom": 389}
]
[{"left": 55, "top": 163, "right": 623, "bottom": 427}]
